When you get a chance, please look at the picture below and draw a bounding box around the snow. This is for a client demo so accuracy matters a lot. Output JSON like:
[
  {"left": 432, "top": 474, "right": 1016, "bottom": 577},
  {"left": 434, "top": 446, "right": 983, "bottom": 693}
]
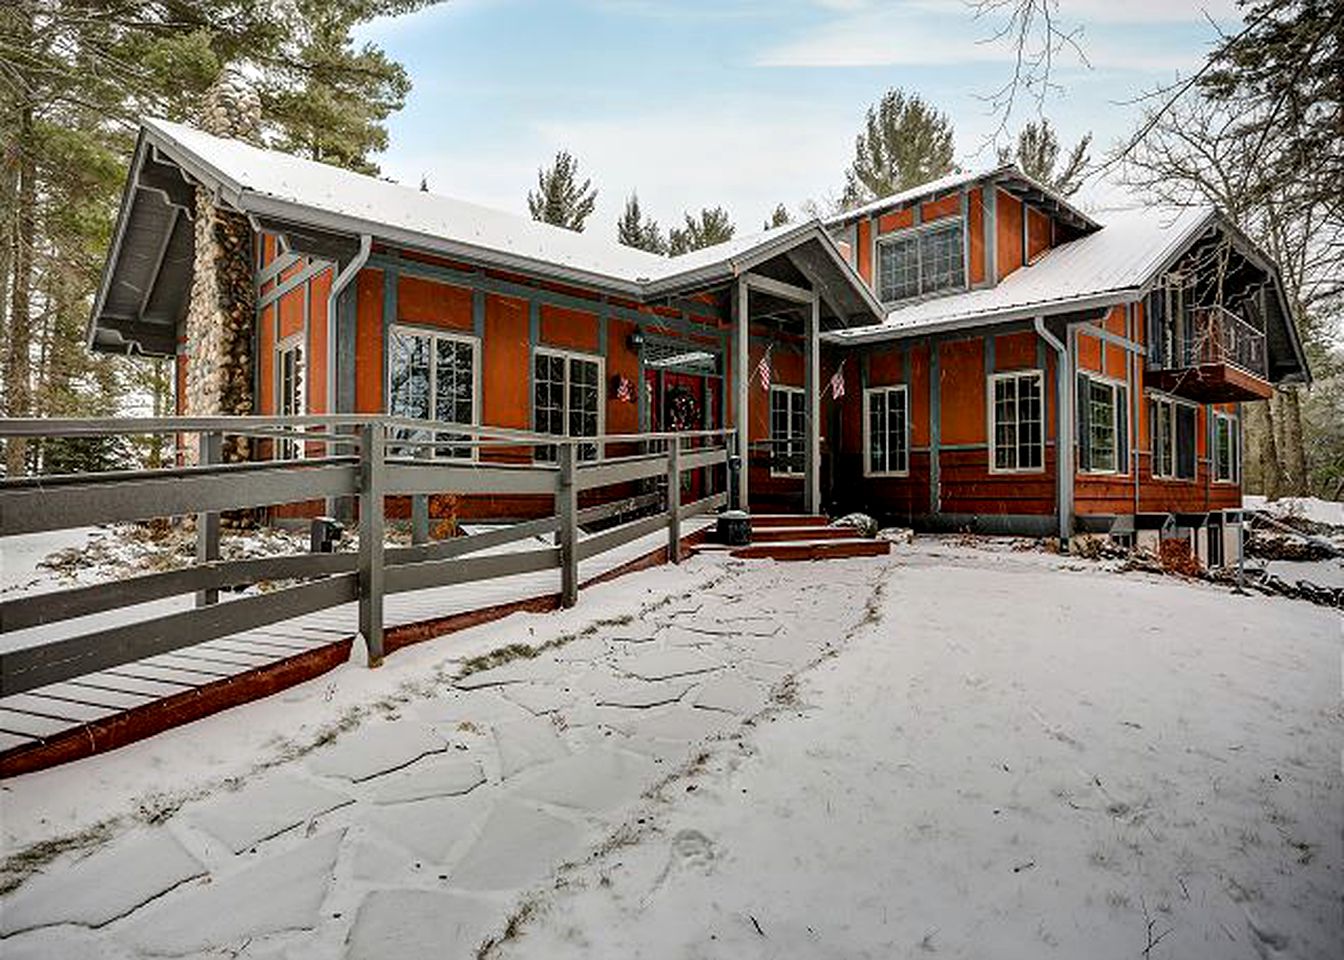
[
  {"left": 0, "top": 528, "right": 101, "bottom": 597},
  {"left": 1244, "top": 494, "right": 1344, "bottom": 528},
  {"left": 1, "top": 539, "right": 1338, "bottom": 959}
]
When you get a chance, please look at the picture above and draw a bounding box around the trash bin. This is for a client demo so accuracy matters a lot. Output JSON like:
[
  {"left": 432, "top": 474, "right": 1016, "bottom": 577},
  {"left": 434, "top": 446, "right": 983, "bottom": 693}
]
[{"left": 717, "top": 510, "right": 751, "bottom": 546}]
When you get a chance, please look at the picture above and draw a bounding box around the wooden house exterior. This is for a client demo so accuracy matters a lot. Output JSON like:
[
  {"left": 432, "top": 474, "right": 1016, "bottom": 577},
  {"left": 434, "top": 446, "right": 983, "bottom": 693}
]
[{"left": 89, "top": 123, "right": 1310, "bottom": 558}]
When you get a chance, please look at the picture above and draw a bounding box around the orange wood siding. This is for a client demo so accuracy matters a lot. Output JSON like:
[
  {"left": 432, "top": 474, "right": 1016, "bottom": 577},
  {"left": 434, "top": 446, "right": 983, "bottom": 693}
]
[
  {"left": 1026, "top": 207, "right": 1051, "bottom": 262},
  {"left": 921, "top": 194, "right": 960, "bottom": 222},
  {"left": 397, "top": 275, "right": 473, "bottom": 331},
  {"left": 354, "top": 269, "right": 384, "bottom": 414},
  {"left": 909, "top": 344, "right": 930, "bottom": 447},
  {"left": 482, "top": 293, "right": 530, "bottom": 431},
  {"left": 994, "top": 331, "right": 1036, "bottom": 371},
  {"left": 867, "top": 346, "right": 903, "bottom": 385},
  {"left": 856, "top": 219, "right": 872, "bottom": 283},
  {"left": 996, "top": 190, "right": 1023, "bottom": 280},
  {"left": 606, "top": 317, "right": 639, "bottom": 436},
  {"left": 257, "top": 303, "right": 276, "bottom": 415},
  {"left": 878, "top": 208, "right": 914, "bottom": 233},
  {"left": 1076, "top": 331, "right": 1102, "bottom": 374},
  {"left": 307, "top": 268, "right": 331, "bottom": 414},
  {"left": 968, "top": 188, "right": 985, "bottom": 285},
  {"left": 938, "top": 339, "right": 986, "bottom": 445},
  {"left": 539, "top": 303, "right": 599, "bottom": 352},
  {"left": 277, "top": 286, "right": 304, "bottom": 340}
]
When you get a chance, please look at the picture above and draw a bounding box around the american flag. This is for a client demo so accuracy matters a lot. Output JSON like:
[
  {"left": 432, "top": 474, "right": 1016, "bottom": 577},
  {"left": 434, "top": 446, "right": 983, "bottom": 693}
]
[
  {"left": 828, "top": 360, "right": 846, "bottom": 400},
  {"left": 755, "top": 345, "right": 773, "bottom": 391}
]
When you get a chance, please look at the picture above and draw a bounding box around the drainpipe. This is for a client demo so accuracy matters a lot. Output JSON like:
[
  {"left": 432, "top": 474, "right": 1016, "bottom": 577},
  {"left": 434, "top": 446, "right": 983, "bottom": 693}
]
[
  {"left": 1034, "top": 315, "right": 1072, "bottom": 543},
  {"left": 326, "top": 234, "right": 373, "bottom": 426}
]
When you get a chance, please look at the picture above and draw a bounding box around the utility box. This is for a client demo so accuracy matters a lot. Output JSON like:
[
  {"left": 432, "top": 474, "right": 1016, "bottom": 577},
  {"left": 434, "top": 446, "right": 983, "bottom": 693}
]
[{"left": 310, "top": 516, "right": 344, "bottom": 553}]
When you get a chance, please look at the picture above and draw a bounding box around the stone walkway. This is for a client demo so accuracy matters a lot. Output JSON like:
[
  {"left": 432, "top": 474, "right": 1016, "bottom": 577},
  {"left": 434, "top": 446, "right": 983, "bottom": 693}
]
[{"left": 0, "top": 552, "right": 894, "bottom": 959}]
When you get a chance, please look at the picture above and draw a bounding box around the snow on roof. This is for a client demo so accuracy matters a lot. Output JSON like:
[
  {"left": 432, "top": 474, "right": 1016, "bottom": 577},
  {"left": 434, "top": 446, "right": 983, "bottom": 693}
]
[
  {"left": 821, "top": 164, "right": 1098, "bottom": 231},
  {"left": 141, "top": 119, "right": 850, "bottom": 296},
  {"left": 830, "top": 205, "right": 1216, "bottom": 342}
]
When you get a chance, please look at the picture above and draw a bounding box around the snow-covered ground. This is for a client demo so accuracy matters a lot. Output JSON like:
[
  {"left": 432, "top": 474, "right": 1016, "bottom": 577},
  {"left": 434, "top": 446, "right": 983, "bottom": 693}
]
[
  {"left": 1244, "top": 495, "right": 1344, "bottom": 528},
  {"left": 0, "top": 540, "right": 1339, "bottom": 960}
]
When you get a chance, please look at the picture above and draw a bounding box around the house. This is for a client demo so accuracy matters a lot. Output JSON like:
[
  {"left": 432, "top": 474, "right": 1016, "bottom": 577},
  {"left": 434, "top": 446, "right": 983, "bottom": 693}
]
[{"left": 88, "top": 117, "right": 1309, "bottom": 562}]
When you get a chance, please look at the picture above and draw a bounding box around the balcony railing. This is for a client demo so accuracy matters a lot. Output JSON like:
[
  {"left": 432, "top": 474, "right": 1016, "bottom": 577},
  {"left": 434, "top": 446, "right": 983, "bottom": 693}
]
[{"left": 1151, "top": 305, "right": 1268, "bottom": 378}]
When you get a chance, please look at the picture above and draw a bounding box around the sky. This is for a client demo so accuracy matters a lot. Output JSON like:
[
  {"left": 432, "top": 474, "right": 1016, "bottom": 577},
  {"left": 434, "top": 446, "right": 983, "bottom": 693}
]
[{"left": 355, "top": 0, "right": 1244, "bottom": 238}]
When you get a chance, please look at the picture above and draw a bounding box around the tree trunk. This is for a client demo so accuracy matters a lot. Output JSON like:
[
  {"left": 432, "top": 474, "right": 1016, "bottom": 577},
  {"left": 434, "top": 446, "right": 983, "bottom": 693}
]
[
  {"left": 4, "top": 98, "right": 36, "bottom": 476},
  {"left": 1247, "top": 400, "right": 1284, "bottom": 500},
  {"left": 1278, "top": 387, "right": 1309, "bottom": 496}
]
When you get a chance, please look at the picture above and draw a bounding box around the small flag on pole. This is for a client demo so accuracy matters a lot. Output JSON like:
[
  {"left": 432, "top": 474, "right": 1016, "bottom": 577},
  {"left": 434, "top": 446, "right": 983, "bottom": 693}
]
[
  {"left": 828, "top": 360, "right": 846, "bottom": 400},
  {"left": 756, "top": 344, "right": 773, "bottom": 391}
]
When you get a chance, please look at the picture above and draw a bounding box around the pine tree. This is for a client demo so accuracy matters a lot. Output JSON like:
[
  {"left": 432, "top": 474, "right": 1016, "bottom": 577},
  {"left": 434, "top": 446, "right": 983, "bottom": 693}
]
[
  {"left": 668, "top": 207, "right": 736, "bottom": 255},
  {"left": 997, "top": 119, "right": 1091, "bottom": 195},
  {"left": 764, "top": 204, "right": 791, "bottom": 230},
  {"left": 842, "top": 89, "right": 956, "bottom": 208},
  {"left": 527, "top": 151, "right": 598, "bottom": 232},
  {"left": 617, "top": 193, "right": 667, "bottom": 254}
]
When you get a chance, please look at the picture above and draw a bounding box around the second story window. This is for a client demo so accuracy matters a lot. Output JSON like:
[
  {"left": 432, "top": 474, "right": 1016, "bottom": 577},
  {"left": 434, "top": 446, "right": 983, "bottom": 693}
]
[{"left": 877, "top": 219, "right": 965, "bottom": 303}]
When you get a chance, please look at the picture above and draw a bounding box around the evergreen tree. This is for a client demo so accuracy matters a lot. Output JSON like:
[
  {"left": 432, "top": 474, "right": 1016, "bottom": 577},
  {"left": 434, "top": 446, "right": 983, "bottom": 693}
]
[
  {"left": 764, "top": 204, "right": 791, "bottom": 230},
  {"left": 842, "top": 89, "right": 956, "bottom": 208},
  {"left": 527, "top": 151, "right": 598, "bottom": 232},
  {"left": 997, "top": 119, "right": 1091, "bottom": 195},
  {"left": 616, "top": 193, "right": 667, "bottom": 254},
  {"left": 668, "top": 207, "right": 736, "bottom": 255}
]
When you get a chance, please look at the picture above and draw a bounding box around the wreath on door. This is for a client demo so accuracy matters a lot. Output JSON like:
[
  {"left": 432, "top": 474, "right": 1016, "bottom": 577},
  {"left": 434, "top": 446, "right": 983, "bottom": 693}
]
[{"left": 666, "top": 386, "right": 700, "bottom": 432}]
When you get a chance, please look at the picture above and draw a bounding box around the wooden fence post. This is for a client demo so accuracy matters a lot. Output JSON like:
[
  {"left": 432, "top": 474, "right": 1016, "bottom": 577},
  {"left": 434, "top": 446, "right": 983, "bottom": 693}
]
[
  {"left": 558, "top": 443, "right": 578, "bottom": 608},
  {"left": 359, "top": 421, "right": 386, "bottom": 666},
  {"left": 195, "top": 430, "right": 222, "bottom": 607},
  {"left": 411, "top": 443, "right": 430, "bottom": 545},
  {"left": 667, "top": 439, "right": 681, "bottom": 563}
]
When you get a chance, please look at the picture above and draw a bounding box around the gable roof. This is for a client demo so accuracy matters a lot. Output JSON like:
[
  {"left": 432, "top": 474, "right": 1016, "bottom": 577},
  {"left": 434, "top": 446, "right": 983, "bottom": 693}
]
[
  {"left": 823, "top": 164, "right": 1099, "bottom": 234},
  {"left": 88, "top": 119, "right": 884, "bottom": 356}
]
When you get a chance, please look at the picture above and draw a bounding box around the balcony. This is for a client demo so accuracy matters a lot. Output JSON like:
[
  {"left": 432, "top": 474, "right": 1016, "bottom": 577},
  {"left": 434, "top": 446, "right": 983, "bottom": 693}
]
[{"left": 1146, "top": 305, "right": 1273, "bottom": 403}]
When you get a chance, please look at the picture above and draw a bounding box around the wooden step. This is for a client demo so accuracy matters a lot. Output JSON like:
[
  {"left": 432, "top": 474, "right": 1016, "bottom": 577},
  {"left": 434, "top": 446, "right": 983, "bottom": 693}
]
[
  {"left": 730, "top": 538, "right": 891, "bottom": 561},
  {"left": 748, "top": 526, "right": 855, "bottom": 543},
  {"left": 748, "top": 514, "right": 830, "bottom": 529}
]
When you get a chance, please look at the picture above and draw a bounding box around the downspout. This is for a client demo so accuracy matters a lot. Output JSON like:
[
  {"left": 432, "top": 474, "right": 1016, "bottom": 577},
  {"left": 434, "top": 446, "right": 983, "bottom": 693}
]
[
  {"left": 1034, "top": 315, "right": 1072, "bottom": 543},
  {"left": 326, "top": 234, "right": 373, "bottom": 423}
]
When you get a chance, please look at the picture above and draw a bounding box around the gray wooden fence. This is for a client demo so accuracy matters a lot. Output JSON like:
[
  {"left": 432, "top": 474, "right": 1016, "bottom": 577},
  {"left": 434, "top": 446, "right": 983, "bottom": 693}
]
[{"left": 0, "top": 416, "right": 735, "bottom": 696}]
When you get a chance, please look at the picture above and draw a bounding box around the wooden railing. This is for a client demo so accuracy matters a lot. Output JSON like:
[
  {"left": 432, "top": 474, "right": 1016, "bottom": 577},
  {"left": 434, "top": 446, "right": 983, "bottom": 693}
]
[{"left": 0, "top": 417, "right": 737, "bottom": 696}]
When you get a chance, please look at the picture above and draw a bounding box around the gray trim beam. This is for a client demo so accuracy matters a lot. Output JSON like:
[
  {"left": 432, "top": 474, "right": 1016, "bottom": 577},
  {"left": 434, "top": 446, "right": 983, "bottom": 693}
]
[
  {"left": 385, "top": 461, "right": 558, "bottom": 497},
  {"left": 385, "top": 545, "right": 559, "bottom": 596}
]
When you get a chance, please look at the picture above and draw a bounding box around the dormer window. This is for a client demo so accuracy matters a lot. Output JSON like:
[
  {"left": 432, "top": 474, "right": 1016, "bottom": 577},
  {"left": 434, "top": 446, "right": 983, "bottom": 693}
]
[{"left": 877, "top": 219, "right": 965, "bottom": 303}]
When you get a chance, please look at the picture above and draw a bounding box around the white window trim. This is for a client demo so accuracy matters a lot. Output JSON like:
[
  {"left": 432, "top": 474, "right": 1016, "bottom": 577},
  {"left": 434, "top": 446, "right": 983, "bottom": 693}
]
[
  {"left": 987, "top": 369, "right": 1046, "bottom": 475},
  {"left": 862, "top": 384, "right": 910, "bottom": 478},
  {"left": 1078, "top": 371, "right": 1129, "bottom": 477},
  {"left": 1212, "top": 410, "right": 1240, "bottom": 484},
  {"left": 275, "top": 332, "right": 306, "bottom": 460},
  {"left": 1147, "top": 390, "right": 1200, "bottom": 481},
  {"left": 532, "top": 346, "right": 606, "bottom": 463},
  {"left": 386, "top": 323, "right": 482, "bottom": 462},
  {"left": 875, "top": 217, "right": 969, "bottom": 306},
  {"left": 769, "top": 385, "right": 806, "bottom": 478}
]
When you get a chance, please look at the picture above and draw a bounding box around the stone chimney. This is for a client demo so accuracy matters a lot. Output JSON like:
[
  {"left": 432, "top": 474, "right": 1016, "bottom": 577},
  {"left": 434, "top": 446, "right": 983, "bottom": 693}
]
[{"left": 182, "top": 70, "right": 262, "bottom": 462}]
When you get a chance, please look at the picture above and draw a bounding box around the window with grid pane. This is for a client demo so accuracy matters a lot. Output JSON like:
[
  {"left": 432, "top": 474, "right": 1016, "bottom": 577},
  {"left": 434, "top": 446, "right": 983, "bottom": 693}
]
[
  {"left": 991, "top": 371, "right": 1044, "bottom": 472},
  {"left": 1213, "top": 413, "right": 1238, "bottom": 482},
  {"left": 1149, "top": 395, "right": 1196, "bottom": 480},
  {"left": 864, "top": 386, "right": 908, "bottom": 476},
  {"left": 534, "top": 350, "right": 601, "bottom": 462},
  {"left": 277, "top": 338, "right": 304, "bottom": 459},
  {"left": 770, "top": 386, "right": 805, "bottom": 476},
  {"left": 877, "top": 220, "right": 965, "bottom": 303},
  {"left": 388, "top": 326, "right": 476, "bottom": 459}
]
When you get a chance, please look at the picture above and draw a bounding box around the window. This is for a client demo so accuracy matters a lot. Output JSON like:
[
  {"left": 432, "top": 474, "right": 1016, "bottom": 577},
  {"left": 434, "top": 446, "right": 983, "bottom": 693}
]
[
  {"left": 864, "top": 386, "right": 908, "bottom": 476},
  {"left": 387, "top": 325, "right": 478, "bottom": 459},
  {"left": 769, "top": 386, "right": 805, "bottom": 476},
  {"left": 1213, "top": 411, "right": 1240, "bottom": 483},
  {"left": 1076, "top": 374, "right": 1129, "bottom": 474},
  {"left": 534, "top": 349, "right": 602, "bottom": 462},
  {"left": 989, "top": 371, "right": 1044, "bottom": 472},
  {"left": 877, "top": 220, "right": 966, "bottom": 302},
  {"left": 276, "top": 335, "right": 304, "bottom": 459},
  {"left": 1149, "top": 395, "right": 1197, "bottom": 480}
]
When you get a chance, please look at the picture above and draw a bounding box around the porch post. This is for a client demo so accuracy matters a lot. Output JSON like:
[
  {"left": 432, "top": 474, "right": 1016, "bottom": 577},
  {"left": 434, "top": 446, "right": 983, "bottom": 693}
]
[
  {"left": 733, "top": 278, "right": 750, "bottom": 511},
  {"left": 804, "top": 292, "right": 821, "bottom": 514}
]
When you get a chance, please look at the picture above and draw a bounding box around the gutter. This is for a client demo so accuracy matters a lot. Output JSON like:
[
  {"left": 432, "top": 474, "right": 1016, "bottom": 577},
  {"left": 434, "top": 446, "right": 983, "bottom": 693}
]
[{"left": 1034, "top": 315, "right": 1073, "bottom": 543}]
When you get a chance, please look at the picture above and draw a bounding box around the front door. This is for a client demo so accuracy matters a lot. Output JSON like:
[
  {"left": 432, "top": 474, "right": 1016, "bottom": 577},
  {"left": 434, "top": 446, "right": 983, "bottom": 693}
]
[{"left": 644, "top": 366, "right": 722, "bottom": 502}]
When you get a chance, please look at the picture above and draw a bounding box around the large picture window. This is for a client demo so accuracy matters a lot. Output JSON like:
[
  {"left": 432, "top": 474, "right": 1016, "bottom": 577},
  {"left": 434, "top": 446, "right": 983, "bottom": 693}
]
[
  {"left": 864, "top": 385, "right": 909, "bottom": 476},
  {"left": 769, "top": 386, "right": 805, "bottom": 477},
  {"left": 1213, "top": 411, "right": 1240, "bottom": 483},
  {"left": 1149, "top": 394, "right": 1197, "bottom": 480},
  {"left": 534, "top": 349, "right": 602, "bottom": 462},
  {"left": 877, "top": 220, "right": 966, "bottom": 303},
  {"left": 1076, "top": 373, "right": 1129, "bottom": 474},
  {"left": 989, "top": 371, "right": 1044, "bottom": 473},
  {"left": 387, "top": 325, "right": 478, "bottom": 459},
  {"left": 276, "top": 335, "right": 304, "bottom": 460}
]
